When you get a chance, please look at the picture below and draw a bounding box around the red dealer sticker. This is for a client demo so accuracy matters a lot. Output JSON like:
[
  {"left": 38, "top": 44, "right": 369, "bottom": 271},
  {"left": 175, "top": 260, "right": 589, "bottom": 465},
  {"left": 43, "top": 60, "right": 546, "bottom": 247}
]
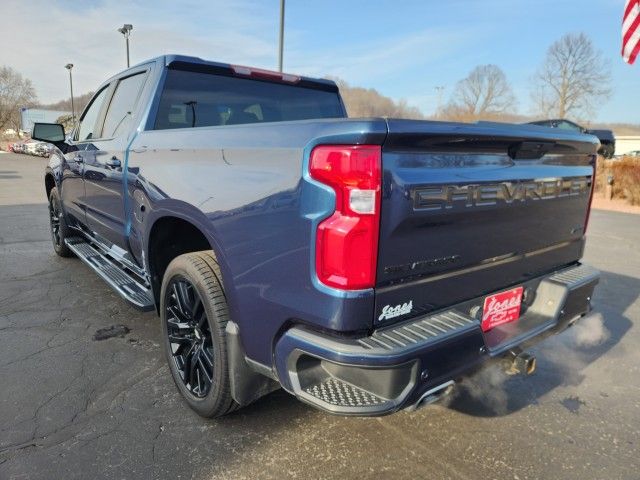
[{"left": 481, "top": 286, "right": 524, "bottom": 332}]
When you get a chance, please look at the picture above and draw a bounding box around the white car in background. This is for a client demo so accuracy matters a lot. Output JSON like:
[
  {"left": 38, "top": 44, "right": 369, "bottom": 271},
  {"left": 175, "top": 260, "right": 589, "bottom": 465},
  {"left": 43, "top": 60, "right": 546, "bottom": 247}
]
[
  {"left": 23, "top": 140, "right": 40, "bottom": 155},
  {"left": 35, "top": 142, "right": 53, "bottom": 157}
]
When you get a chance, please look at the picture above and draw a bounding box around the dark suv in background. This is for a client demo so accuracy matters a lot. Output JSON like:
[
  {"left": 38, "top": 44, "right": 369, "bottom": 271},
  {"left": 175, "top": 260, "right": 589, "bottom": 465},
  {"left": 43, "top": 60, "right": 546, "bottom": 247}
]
[{"left": 528, "top": 119, "right": 615, "bottom": 158}]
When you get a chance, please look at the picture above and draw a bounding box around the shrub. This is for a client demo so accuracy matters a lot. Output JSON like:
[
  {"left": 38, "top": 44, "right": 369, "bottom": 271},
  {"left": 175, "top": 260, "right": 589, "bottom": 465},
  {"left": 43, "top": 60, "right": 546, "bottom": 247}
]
[
  {"left": 610, "top": 157, "right": 640, "bottom": 205},
  {"left": 594, "top": 156, "right": 607, "bottom": 194}
]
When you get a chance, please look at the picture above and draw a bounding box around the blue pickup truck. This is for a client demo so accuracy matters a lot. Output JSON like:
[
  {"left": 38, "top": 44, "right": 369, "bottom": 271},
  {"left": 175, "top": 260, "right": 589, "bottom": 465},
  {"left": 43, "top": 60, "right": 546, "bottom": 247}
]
[{"left": 33, "top": 55, "right": 600, "bottom": 417}]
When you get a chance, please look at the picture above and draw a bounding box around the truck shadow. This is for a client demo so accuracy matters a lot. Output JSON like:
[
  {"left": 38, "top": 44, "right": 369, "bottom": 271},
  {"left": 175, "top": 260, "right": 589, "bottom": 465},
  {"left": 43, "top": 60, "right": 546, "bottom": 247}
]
[{"left": 445, "top": 268, "right": 635, "bottom": 417}]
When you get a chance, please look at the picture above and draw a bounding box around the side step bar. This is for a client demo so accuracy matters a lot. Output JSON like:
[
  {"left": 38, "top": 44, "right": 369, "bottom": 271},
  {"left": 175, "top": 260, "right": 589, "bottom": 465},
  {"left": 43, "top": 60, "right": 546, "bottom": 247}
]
[{"left": 65, "top": 237, "right": 154, "bottom": 311}]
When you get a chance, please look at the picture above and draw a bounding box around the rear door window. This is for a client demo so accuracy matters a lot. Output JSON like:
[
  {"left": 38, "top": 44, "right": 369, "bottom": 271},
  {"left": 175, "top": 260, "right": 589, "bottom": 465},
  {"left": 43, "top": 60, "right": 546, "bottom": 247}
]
[{"left": 102, "top": 72, "right": 148, "bottom": 138}]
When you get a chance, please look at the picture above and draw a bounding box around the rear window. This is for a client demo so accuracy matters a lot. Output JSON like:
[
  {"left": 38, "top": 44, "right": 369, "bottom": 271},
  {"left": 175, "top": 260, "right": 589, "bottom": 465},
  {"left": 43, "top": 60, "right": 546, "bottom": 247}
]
[{"left": 153, "top": 69, "right": 344, "bottom": 130}]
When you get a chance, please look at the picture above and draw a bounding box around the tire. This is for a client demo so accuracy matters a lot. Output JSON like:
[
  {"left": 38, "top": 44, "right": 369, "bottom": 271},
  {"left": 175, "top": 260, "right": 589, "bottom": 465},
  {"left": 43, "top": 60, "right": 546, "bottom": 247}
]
[
  {"left": 48, "top": 187, "right": 73, "bottom": 257},
  {"left": 599, "top": 144, "right": 614, "bottom": 159},
  {"left": 604, "top": 145, "right": 615, "bottom": 159},
  {"left": 160, "top": 251, "right": 239, "bottom": 418}
]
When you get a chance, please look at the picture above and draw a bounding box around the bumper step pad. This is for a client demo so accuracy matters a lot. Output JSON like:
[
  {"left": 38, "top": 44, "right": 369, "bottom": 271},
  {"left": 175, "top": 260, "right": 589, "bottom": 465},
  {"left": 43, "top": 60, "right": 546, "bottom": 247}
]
[
  {"left": 548, "top": 264, "right": 600, "bottom": 287},
  {"left": 304, "top": 378, "right": 385, "bottom": 408},
  {"left": 65, "top": 237, "right": 154, "bottom": 311},
  {"left": 358, "top": 310, "right": 477, "bottom": 352}
]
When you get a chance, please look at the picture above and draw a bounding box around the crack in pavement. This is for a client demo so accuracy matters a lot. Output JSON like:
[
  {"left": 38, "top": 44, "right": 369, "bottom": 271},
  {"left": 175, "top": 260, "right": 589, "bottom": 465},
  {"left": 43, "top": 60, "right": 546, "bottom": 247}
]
[{"left": 0, "top": 361, "right": 166, "bottom": 461}]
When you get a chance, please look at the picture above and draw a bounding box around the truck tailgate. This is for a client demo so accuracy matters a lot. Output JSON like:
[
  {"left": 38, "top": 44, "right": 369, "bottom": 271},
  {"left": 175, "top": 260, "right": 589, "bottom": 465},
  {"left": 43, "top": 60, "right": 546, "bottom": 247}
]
[{"left": 374, "top": 119, "right": 598, "bottom": 326}]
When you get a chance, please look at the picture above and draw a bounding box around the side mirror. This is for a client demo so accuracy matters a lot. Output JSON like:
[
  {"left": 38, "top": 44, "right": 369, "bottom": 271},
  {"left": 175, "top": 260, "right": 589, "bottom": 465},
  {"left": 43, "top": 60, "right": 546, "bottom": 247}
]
[{"left": 32, "top": 123, "right": 65, "bottom": 143}]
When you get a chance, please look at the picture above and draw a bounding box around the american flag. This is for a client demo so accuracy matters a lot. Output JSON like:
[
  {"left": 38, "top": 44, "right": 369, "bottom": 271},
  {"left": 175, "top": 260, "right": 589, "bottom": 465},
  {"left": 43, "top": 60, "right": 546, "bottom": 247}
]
[{"left": 623, "top": 0, "right": 640, "bottom": 64}]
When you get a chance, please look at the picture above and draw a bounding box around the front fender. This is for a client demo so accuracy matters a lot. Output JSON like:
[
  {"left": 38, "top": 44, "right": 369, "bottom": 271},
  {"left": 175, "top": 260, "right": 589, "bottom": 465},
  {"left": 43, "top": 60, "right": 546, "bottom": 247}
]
[{"left": 45, "top": 148, "right": 66, "bottom": 188}]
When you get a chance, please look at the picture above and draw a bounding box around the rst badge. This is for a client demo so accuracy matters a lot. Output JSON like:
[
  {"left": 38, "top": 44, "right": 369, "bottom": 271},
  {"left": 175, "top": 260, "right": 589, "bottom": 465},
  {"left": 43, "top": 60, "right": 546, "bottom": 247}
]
[
  {"left": 378, "top": 300, "right": 413, "bottom": 321},
  {"left": 481, "top": 287, "right": 523, "bottom": 332}
]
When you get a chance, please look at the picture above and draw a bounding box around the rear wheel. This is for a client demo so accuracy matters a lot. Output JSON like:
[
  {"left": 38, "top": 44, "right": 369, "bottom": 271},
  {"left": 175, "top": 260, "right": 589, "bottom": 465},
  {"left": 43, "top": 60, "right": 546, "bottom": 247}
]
[
  {"left": 600, "top": 144, "right": 614, "bottom": 159},
  {"left": 160, "top": 251, "right": 239, "bottom": 418},
  {"left": 48, "top": 188, "right": 72, "bottom": 257}
]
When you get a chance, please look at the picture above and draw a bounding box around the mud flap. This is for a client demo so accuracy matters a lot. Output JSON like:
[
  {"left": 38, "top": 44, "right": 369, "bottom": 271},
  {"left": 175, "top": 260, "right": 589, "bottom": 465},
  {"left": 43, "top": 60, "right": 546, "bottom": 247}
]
[{"left": 226, "top": 321, "right": 280, "bottom": 406}]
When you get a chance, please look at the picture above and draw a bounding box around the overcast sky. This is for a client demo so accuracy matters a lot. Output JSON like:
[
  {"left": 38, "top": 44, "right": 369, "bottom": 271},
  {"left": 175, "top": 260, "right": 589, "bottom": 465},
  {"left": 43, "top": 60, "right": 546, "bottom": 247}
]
[{"left": 2, "top": 0, "right": 637, "bottom": 123}]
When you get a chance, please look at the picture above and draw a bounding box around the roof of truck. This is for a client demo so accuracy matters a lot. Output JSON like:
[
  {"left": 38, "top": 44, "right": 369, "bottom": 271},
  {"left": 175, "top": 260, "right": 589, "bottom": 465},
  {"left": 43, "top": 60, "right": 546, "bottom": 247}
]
[{"left": 123, "top": 54, "right": 339, "bottom": 92}]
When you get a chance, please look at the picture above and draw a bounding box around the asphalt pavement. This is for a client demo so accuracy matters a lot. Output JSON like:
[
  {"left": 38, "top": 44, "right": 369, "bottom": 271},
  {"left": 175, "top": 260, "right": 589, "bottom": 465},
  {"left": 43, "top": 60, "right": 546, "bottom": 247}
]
[{"left": 0, "top": 152, "right": 638, "bottom": 480}]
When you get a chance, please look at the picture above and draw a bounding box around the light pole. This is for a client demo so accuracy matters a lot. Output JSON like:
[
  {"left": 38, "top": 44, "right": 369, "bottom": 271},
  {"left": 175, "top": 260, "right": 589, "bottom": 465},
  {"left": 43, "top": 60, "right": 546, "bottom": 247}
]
[
  {"left": 434, "top": 85, "right": 445, "bottom": 116},
  {"left": 117, "top": 24, "right": 133, "bottom": 68},
  {"left": 65, "top": 63, "right": 75, "bottom": 125},
  {"left": 278, "top": 0, "right": 285, "bottom": 72}
]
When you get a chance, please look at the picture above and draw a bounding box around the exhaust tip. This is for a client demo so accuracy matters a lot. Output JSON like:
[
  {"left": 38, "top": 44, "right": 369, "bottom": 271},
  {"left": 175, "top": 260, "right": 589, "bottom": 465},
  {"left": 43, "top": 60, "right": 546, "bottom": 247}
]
[
  {"left": 408, "top": 380, "right": 455, "bottom": 411},
  {"left": 504, "top": 350, "right": 536, "bottom": 376},
  {"left": 524, "top": 355, "right": 536, "bottom": 375}
]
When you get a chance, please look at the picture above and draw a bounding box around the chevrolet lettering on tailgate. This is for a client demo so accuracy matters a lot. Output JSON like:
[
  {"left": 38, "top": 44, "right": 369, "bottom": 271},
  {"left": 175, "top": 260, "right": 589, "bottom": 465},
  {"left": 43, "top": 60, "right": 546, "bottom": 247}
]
[{"left": 413, "top": 177, "right": 590, "bottom": 211}]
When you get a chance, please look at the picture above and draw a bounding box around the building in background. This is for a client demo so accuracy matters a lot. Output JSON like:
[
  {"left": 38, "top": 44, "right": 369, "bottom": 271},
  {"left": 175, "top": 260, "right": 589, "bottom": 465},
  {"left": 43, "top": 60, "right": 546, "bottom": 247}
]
[
  {"left": 19, "top": 108, "right": 71, "bottom": 134},
  {"left": 615, "top": 136, "right": 640, "bottom": 155}
]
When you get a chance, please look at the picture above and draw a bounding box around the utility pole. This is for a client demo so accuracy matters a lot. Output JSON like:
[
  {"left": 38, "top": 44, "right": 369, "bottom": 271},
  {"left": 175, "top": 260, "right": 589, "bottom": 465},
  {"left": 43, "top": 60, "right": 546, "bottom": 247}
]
[
  {"left": 118, "top": 24, "right": 133, "bottom": 68},
  {"left": 278, "top": 0, "right": 285, "bottom": 72},
  {"left": 65, "top": 64, "right": 75, "bottom": 125},
  {"left": 434, "top": 85, "right": 445, "bottom": 116}
]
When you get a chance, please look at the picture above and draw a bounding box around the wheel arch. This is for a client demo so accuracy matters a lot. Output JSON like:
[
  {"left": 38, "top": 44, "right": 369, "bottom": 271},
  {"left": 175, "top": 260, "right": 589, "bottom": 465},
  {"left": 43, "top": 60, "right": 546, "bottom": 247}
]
[
  {"left": 145, "top": 210, "right": 230, "bottom": 312},
  {"left": 44, "top": 171, "right": 56, "bottom": 199}
]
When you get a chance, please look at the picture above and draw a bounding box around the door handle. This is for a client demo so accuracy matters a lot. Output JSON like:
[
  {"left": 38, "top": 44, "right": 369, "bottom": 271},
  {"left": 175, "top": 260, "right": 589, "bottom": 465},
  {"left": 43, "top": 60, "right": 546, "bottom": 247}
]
[{"left": 105, "top": 157, "right": 122, "bottom": 169}]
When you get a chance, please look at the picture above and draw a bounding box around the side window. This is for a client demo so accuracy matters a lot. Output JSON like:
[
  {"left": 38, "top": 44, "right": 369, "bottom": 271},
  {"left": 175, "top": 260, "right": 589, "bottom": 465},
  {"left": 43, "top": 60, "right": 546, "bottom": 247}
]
[
  {"left": 101, "top": 72, "right": 147, "bottom": 138},
  {"left": 558, "top": 121, "right": 581, "bottom": 132},
  {"left": 77, "top": 87, "right": 109, "bottom": 141}
]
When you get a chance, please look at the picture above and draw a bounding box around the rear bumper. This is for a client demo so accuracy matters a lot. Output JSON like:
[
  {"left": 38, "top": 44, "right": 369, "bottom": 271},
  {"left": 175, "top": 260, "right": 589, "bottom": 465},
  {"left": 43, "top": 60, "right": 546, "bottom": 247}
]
[{"left": 274, "top": 264, "right": 599, "bottom": 415}]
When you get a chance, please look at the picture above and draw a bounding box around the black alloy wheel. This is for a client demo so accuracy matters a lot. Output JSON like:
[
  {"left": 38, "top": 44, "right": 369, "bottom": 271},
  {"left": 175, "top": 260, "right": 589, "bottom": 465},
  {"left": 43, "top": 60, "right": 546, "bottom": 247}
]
[
  {"left": 161, "top": 251, "right": 239, "bottom": 417},
  {"left": 165, "top": 277, "right": 215, "bottom": 398},
  {"left": 48, "top": 188, "right": 72, "bottom": 257},
  {"left": 49, "top": 195, "right": 62, "bottom": 247}
]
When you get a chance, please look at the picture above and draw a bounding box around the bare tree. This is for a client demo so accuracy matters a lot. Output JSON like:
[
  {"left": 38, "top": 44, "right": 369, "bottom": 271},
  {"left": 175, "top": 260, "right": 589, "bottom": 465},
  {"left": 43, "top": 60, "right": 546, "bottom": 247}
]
[
  {"left": 532, "top": 33, "right": 611, "bottom": 119},
  {"left": 0, "top": 66, "right": 37, "bottom": 132},
  {"left": 441, "top": 64, "right": 516, "bottom": 121},
  {"left": 330, "top": 78, "right": 424, "bottom": 119},
  {"left": 55, "top": 113, "right": 75, "bottom": 133},
  {"left": 40, "top": 91, "right": 95, "bottom": 115}
]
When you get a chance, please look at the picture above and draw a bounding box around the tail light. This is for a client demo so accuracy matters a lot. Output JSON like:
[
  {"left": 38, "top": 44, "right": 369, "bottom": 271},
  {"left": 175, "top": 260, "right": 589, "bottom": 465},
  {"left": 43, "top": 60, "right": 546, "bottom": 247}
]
[
  {"left": 309, "top": 145, "right": 382, "bottom": 290},
  {"left": 584, "top": 155, "right": 597, "bottom": 233}
]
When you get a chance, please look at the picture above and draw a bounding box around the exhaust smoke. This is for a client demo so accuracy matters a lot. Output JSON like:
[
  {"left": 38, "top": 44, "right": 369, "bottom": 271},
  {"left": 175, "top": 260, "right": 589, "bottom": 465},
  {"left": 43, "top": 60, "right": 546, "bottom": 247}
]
[
  {"left": 446, "top": 363, "right": 511, "bottom": 415},
  {"left": 570, "top": 313, "right": 609, "bottom": 348},
  {"left": 446, "top": 313, "right": 609, "bottom": 414}
]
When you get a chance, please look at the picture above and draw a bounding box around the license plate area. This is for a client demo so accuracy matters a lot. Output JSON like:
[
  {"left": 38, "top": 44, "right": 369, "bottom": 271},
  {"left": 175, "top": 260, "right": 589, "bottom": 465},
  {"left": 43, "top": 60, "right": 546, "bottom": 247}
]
[{"left": 481, "top": 286, "right": 523, "bottom": 332}]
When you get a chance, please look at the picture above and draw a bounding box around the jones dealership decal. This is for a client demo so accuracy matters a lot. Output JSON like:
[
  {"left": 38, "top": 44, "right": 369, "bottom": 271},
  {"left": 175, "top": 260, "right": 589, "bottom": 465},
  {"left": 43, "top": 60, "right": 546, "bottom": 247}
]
[{"left": 378, "top": 301, "right": 413, "bottom": 321}]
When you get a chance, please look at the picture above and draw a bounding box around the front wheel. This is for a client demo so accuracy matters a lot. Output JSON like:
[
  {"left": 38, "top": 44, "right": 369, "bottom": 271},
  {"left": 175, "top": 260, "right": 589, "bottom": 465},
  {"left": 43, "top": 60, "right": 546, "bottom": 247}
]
[
  {"left": 160, "top": 251, "right": 239, "bottom": 418},
  {"left": 48, "top": 187, "right": 73, "bottom": 257}
]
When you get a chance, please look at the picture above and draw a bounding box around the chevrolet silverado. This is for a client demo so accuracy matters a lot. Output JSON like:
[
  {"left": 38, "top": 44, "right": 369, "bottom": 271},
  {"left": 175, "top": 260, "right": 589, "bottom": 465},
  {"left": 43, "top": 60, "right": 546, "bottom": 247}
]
[{"left": 33, "top": 55, "right": 600, "bottom": 417}]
